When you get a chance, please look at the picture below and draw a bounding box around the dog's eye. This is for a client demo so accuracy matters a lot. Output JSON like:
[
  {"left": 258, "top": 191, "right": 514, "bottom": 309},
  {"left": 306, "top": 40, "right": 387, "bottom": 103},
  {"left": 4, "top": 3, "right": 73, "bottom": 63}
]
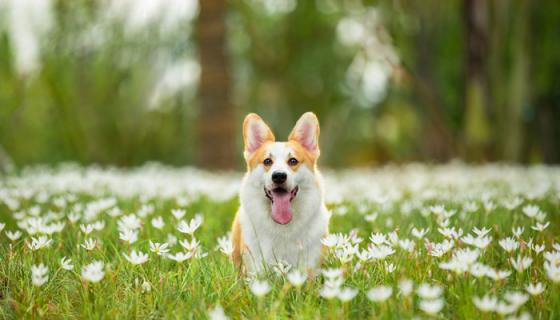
[
  {"left": 263, "top": 158, "right": 273, "bottom": 166},
  {"left": 288, "top": 158, "right": 299, "bottom": 166}
]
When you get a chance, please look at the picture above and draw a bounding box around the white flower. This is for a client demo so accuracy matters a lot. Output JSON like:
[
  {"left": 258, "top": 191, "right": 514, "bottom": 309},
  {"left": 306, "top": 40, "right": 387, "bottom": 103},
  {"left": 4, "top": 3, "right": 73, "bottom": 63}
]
[
  {"left": 123, "top": 250, "right": 149, "bottom": 265},
  {"left": 398, "top": 239, "right": 415, "bottom": 252},
  {"left": 473, "top": 295, "right": 497, "bottom": 312},
  {"left": 512, "top": 226, "right": 524, "bottom": 238},
  {"left": 79, "top": 223, "right": 94, "bottom": 235},
  {"left": 369, "top": 232, "right": 387, "bottom": 246},
  {"left": 60, "top": 257, "right": 74, "bottom": 270},
  {"left": 177, "top": 218, "right": 201, "bottom": 235},
  {"left": 387, "top": 231, "right": 399, "bottom": 246},
  {"left": 31, "top": 263, "right": 48, "bottom": 286},
  {"left": 356, "top": 249, "right": 371, "bottom": 262},
  {"left": 167, "top": 251, "right": 192, "bottom": 262},
  {"left": 427, "top": 239, "right": 454, "bottom": 257},
  {"left": 250, "top": 280, "right": 271, "bottom": 297},
  {"left": 499, "top": 237, "right": 519, "bottom": 253},
  {"left": 411, "top": 227, "right": 429, "bottom": 239},
  {"left": 504, "top": 291, "right": 529, "bottom": 306},
  {"left": 216, "top": 235, "right": 233, "bottom": 255},
  {"left": 536, "top": 211, "right": 547, "bottom": 222},
  {"left": 27, "top": 236, "right": 52, "bottom": 251},
  {"left": 151, "top": 216, "right": 165, "bottom": 229},
  {"left": 319, "top": 286, "right": 340, "bottom": 299},
  {"left": 531, "top": 221, "right": 550, "bottom": 232},
  {"left": 81, "top": 238, "right": 97, "bottom": 251},
  {"left": 117, "top": 214, "right": 142, "bottom": 231},
  {"left": 322, "top": 268, "right": 343, "bottom": 279},
  {"left": 439, "top": 248, "right": 480, "bottom": 274},
  {"left": 469, "top": 263, "right": 491, "bottom": 278},
  {"left": 337, "top": 287, "right": 358, "bottom": 302},
  {"left": 324, "top": 277, "right": 343, "bottom": 289},
  {"left": 334, "top": 244, "right": 357, "bottom": 263},
  {"left": 6, "top": 230, "right": 22, "bottom": 241},
  {"left": 0, "top": 222, "right": 5, "bottom": 233},
  {"left": 367, "top": 285, "right": 392, "bottom": 302},
  {"left": 526, "top": 282, "right": 545, "bottom": 296},
  {"left": 272, "top": 261, "right": 292, "bottom": 276},
  {"left": 462, "top": 234, "right": 492, "bottom": 249},
  {"left": 472, "top": 227, "right": 491, "bottom": 237},
  {"left": 416, "top": 283, "right": 442, "bottom": 300},
  {"left": 430, "top": 205, "right": 445, "bottom": 216},
  {"left": 149, "top": 241, "right": 170, "bottom": 255},
  {"left": 486, "top": 268, "right": 511, "bottom": 281},
  {"left": 208, "top": 304, "right": 229, "bottom": 320},
  {"left": 119, "top": 229, "right": 138, "bottom": 244},
  {"left": 483, "top": 200, "right": 496, "bottom": 212},
  {"left": 529, "top": 242, "right": 545, "bottom": 254},
  {"left": 464, "top": 202, "right": 479, "bottom": 212},
  {"left": 171, "top": 209, "right": 186, "bottom": 220},
  {"left": 137, "top": 204, "right": 154, "bottom": 218},
  {"left": 384, "top": 262, "right": 396, "bottom": 273},
  {"left": 503, "top": 197, "right": 522, "bottom": 210},
  {"left": 495, "top": 301, "right": 518, "bottom": 315},
  {"left": 419, "top": 298, "right": 444, "bottom": 315},
  {"left": 522, "top": 205, "right": 540, "bottom": 218},
  {"left": 321, "top": 234, "right": 338, "bottom": 248},
  {"left": 287, "top": 270, "right": 306, "bottom": 287},
  {"left": 45, "top": 221, "right": 65, "bottom": 234},
  {"left": 107, "top": 207, "right": 122, "bottom": 217},
  {"left": 167, "top": 233, "right": 178, "bottom": 246},
  {"left": 544, "top": 250, "right": 560, "bottom": 264},
  {"left": 81, "top": 261, "right": 105, "bottom": 283},
  {"left": 68, "top": 212, "right": 81, "bottom": 223},
  {"left": 141, "top": 280, "right": 151, "bottom": 293},
  {"left": 510, "top": 255, "right": 533, "bottom": 272},
  {"left": 544, "top": 260, "right": 560, "bottom": 282},
  {"left": 368, "top": 245, "right": 395, "bottom": 260},
  {"left": 398, "top": 279, "right": 413, "bottom": 296},
  {"left": 438, "top": 227, "right": 463, "bottom": 239},
  {"left": 179, "top": 237, "right": 200, "bottom": 252}
]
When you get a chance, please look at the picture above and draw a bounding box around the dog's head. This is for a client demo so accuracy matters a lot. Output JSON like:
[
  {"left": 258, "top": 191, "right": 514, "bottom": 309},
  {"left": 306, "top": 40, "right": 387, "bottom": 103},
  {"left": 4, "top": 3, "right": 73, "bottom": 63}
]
[{"left": 242, "top": 112, "right": 320, "bottom": 225}]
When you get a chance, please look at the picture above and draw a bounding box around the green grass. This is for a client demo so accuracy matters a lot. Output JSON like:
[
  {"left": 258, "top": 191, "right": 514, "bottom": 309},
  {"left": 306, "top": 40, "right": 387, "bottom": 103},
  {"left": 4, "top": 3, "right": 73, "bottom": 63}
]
[{"left": 0, "top": 168, "right": 559, "bottom": 319}]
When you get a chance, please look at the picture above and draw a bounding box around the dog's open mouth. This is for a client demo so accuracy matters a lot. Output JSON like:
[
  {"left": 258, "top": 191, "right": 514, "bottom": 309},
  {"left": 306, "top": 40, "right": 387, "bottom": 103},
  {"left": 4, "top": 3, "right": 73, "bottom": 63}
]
[{"left": 264, "top": 186, "right": 298, "bottom": 225}]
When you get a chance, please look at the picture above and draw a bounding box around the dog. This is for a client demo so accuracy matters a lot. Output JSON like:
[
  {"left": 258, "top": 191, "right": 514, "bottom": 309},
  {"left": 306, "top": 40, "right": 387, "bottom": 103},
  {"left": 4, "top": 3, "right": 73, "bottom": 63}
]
[{"left": 231, "top": 112, "right": 330, "bottom": 274}]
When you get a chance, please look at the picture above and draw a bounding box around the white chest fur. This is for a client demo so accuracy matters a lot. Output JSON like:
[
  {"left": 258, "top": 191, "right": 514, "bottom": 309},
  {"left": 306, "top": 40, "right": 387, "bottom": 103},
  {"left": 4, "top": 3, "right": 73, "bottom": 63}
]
[{"left": 239, "top": 173, "right": 329, "bottom": 273}]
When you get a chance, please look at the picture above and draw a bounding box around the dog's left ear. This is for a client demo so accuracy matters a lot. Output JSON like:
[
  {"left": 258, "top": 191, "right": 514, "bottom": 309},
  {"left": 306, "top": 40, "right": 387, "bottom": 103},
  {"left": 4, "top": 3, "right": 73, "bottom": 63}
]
[{"left": 289, "top": 112, "right": 320, "bottom": 157}]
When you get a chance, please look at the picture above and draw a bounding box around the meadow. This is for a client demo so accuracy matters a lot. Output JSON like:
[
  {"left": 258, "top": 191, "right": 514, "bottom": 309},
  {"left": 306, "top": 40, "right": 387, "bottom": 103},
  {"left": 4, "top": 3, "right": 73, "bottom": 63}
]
[{"left": 0, "top": 163, "right": 559, "bottom": 319}]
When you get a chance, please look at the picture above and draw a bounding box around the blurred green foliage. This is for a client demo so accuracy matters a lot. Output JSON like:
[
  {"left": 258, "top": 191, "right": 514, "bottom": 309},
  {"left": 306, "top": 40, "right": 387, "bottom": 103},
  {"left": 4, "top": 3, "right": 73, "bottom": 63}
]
[{"left": 0, "top": 0, "right": 559, "bottom": 168}]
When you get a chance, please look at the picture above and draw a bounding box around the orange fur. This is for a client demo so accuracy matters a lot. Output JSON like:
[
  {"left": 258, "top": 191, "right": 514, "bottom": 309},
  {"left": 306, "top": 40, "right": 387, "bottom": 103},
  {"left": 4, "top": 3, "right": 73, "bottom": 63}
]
[
  {"left": 242, "top": 113, "right": 275, "bottom": 172},
  {"left": 231, "top": 211, "right": 245, "bottom": 269},
  {"left": 246, "top": 141, "right": 274, "bottom": 171},
  {"left": 286, "top": 140, "right": 318, "bottom": 172}
]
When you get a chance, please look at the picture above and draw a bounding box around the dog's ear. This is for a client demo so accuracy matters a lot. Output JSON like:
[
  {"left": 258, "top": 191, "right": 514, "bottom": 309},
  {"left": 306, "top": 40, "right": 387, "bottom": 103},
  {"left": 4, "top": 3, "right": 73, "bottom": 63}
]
[
  {"left": 289, "top": 112, "right": 320, "bottom": 156},
  {"left": 243, "top": 113, "right": 275, "bottom": 159}
]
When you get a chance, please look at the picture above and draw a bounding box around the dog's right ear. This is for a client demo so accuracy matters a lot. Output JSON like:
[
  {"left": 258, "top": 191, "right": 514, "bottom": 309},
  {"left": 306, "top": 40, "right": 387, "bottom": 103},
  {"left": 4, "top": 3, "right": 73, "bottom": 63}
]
[{"left": 243, "top": 113, "right": 275, "bottom": 160}]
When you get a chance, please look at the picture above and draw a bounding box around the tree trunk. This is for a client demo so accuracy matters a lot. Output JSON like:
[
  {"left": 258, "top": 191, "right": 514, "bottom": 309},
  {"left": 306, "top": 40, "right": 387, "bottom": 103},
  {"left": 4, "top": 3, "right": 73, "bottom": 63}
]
[
  {"left": 503, "top": 0, "right": 529, "bottom": 162},
  {"left": 196, "top": 0, "right": 236, "bottom": 169},
  {"left": 463, "top": 0, "right": 492, "bottom": 161}
]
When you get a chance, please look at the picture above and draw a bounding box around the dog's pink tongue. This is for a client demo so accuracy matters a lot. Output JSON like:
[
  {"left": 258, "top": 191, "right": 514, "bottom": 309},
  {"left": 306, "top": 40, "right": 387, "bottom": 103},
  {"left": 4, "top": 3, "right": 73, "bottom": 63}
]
[{"left": 271, "top": 191, "right": 293, "bottom": 225}]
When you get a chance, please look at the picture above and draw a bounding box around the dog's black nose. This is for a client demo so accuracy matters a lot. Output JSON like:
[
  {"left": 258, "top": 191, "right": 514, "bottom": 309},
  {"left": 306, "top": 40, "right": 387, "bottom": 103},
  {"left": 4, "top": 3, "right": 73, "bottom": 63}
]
[{"left": 272, "top": 171, "right": 287, "bottom": 184}]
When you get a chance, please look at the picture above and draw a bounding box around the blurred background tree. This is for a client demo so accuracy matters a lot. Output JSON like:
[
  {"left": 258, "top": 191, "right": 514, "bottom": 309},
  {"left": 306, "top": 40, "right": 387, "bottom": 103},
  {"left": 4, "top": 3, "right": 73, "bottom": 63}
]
[{"left": 0, "top": 0, "right": 558, "bottom": 169}]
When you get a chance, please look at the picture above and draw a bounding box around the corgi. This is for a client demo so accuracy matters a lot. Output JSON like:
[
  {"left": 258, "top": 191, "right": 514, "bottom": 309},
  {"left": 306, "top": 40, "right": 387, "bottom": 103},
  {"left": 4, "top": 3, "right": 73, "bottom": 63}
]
[{"left": 231, "top": 112, "right": 330, "bottom": 274}]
